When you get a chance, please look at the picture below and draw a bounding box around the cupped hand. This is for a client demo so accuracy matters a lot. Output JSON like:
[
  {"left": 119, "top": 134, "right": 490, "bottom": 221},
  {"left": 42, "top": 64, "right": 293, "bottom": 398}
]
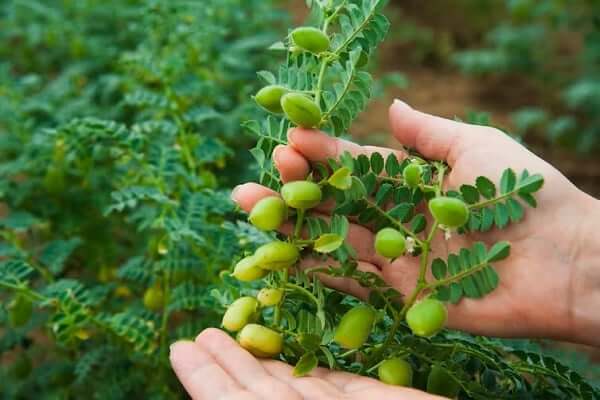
[
  {"left": 170, "top": 328, "right": 442, "bottom": 400},
  {"left": 233, "top": 100, "right": 600, "bottom": 346}
]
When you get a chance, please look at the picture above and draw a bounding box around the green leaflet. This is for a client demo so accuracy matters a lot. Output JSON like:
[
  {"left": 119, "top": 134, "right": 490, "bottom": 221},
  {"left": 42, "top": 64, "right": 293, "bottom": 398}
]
[
  {"left": 465, "top": 168, "right": 544, "bottom": 232},
  {"left": 432, "top": 242, "right": 508, "bottom": 303}
]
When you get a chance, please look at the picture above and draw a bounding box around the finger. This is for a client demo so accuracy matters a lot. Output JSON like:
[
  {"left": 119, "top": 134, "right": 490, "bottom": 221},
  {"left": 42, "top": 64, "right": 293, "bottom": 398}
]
[
  {"left": 169, "top": 340, "right": 242, "bottom": 399},
  {"left": 261, "top": 361, "right": 341, "bottom": 399},
  {"left": 195, "top": 329, "right": 301, "bottom": 400},
  {"left": 273, "top": 145, "right": 310, "bottom": 183},
  {"left": 231, "top": 183, "right": 279, "bottom": 212},
  {"left": 288, "top": 128, "right": 406, "bottom": 164},
  {"left": 263, "top": 363, "right": 360, "bottom": 392},
  {"left": 389, "top": 99, "right": 496, "bottom": 166}
]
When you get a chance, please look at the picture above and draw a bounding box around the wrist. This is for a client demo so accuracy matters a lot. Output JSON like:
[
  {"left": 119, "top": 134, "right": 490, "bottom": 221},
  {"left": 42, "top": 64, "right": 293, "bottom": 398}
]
[{"left": 566, "top": 194, "right": 600, "bottom": 346}]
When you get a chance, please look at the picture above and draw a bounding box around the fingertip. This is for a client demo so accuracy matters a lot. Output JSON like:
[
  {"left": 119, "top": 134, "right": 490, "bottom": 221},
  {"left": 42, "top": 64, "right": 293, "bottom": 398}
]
[
  {"left": 288, "top": 128, "right": 337, "bottom": 161},
  {"left": 170, "top": 340, "right": 193, "bottom": 356},
  {"left": 273, "top": 145, "right": 310, "bottom": 182},
  {"left": 391, "top": 98, "right": 412, "bottom": 111},
  {"left": 195, "top": 327, "right": 227, "bottom": 344},
  {"left": 230, "top": 183, "right": 279, "bottom": 212},
  {"left": 389, "top": 98, "right": 419, "bottom": 149},
  {"left": 169, "top": 340, "right": 200, "bottom": 367}
]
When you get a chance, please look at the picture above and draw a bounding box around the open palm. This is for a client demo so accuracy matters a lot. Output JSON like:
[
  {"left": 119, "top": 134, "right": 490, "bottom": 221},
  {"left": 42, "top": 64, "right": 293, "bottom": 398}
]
[
  {"left": 171, "top": 328, "right": 442, "bottom": 400},
  {"left": 232, "top": 100, "right": 596, "bottom": 344}
]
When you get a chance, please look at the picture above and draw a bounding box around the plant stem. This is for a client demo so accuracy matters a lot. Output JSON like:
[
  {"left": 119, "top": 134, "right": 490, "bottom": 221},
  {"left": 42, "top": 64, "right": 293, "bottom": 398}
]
[
  {"left": 294, "top": 208, "right": 305, "bottom": 239},
  {"left": 0, "top": 283, "right": 47, "bottom": 302},
  {"left": 468, "top": 189, "right": 517, "bottom": 209},
  {"left": 424, "top": 260, "right": 489, "bottom": 291},
  {"left": 370, "top": 216, "right": 440, "bottom": 365},
  {"left": 159, "top": 273, "right": 172, "bottom": 360},
  {"left": 284, "top": 283, "right": 320, "bottom": 307},
  {"left": 274, "top": 268, "right": 289, "bottom": 327},
  {"left": 314, "top": 60, "right": 328, "bottom": 107}
]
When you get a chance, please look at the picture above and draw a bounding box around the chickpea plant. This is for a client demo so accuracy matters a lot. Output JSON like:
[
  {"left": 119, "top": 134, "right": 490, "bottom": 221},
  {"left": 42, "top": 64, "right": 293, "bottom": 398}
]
[{"left": 219, "top": 1, "right": 600, "bottom": 399}]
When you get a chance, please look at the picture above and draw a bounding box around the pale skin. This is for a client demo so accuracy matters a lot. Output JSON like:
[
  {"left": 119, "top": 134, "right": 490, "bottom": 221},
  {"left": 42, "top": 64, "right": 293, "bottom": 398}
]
[{"left": 170, "top": 100, "right": 600, "bottom": 399}]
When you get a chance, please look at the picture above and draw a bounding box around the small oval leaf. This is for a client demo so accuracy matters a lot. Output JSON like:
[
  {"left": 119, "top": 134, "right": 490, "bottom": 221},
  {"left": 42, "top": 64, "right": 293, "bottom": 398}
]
[
  {"left": 314, "top": 233, "right": 344, "bottom": 253},
  {"left": 328, "top": 167, "right": 352, "bottom": 190},
  {"left": 294, "top": 352, "right": 319, "bottom": 377}
]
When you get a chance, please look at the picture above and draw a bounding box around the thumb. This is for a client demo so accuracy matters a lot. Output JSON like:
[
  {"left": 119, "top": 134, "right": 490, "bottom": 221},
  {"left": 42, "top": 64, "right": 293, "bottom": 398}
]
[{"left": 389, "top": 100, "right": 485, "bottom": 166}]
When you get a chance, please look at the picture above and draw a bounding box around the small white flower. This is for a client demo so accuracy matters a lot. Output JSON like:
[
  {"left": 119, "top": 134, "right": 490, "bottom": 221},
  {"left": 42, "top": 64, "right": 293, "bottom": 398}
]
[
  {"left": 405, "top": 237, "right": 416, "bottom": 254},
  {"left": 442, "top": 225, "right": 452, "bottom": 241}
]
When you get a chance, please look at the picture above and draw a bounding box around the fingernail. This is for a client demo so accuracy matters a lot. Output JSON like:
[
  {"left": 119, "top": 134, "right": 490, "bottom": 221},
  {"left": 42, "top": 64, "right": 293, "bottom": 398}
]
[
  {"left": 230, "top": 185, "right": 242, "bottom": 201},
  {"left": 272, "top": 144, "right": 285, "bottom": 167},
  {"left": 287, "top": 128, "right": 297, "bottom": 144},
  {"left": 393, "top": 98, "right": 411, "bottom": 109},
  {"left": 273, "top": 144, "right": 285, "bottom": 159}
]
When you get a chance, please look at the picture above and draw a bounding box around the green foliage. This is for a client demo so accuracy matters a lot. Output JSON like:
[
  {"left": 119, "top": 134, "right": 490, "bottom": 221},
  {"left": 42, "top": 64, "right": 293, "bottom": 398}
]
[
  {"left": 0, "top": 0, "right": 286, "bottom": 398},
  {"left": 222, "top": 1, "right": 599, "bottom": 398},
  {"left": 453, "top": 0, "right": 600, "bottom": 152}
]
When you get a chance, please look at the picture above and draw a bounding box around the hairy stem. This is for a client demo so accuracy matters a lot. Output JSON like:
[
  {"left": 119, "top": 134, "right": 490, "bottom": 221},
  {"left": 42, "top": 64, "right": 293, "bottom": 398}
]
[
  {"left": 425, "top": 260, "right": 489, "bottom": 291},
  {"left": 159, "top": 273, "right": 172, "bottom": 360}
]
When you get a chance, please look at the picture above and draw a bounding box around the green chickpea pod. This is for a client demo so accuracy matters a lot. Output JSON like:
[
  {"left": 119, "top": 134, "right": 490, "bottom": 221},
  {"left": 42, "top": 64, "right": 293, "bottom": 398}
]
[
  {"left": 257, "top": 288, "right": 284, "bottom": 307},
  {"left": 143, "top": 285, "right": 164, "bottom": 311},
  {"left": 280, "top": 93, "right": 322, "bottom": 128},
  {"left": 8, "top": 294, "right": 33, "bottom": 328},
  {"left": 374, "top": 228, "right": 406, "bottom": 259},
  {"left": 290, "top": 27, "right": 330, "bottom": 54},
  {"left": 249, "top": 196, "right": 287, "bottom": 231},
  {"left": 428, "top": 197, "right": 470, "bottom": 228},
  {"left": 231, "top": 256, "right": 267, "bottom": 282},
  {"left": 403, "top": 162, "right": 423, "bottom": 188},
  {"left": 238, "top": 324, "right": 283, "bottom": 358},
  {"left": 378, "top": 358, "right": 413, "bottom": 387},
  {"left": 254, "top": 241, "right": 300, "bottom": 271},
  {"left": 334, "top": 305, "right": 376, "bottom": 349},
  {"left": 406, "top": 298, "right": 448, "bottom": 337},
  {"left": 280, "top": 181, "right": 322, "bottom": 210},
  {"left": 426, "top": 365, "right": 461, "bottom": 398},
  {"left": 255, "top": 85, "right": 288, "bottom": 114},
  {"left": 222, "top": 297, "right": 259, "bottom": 332}
]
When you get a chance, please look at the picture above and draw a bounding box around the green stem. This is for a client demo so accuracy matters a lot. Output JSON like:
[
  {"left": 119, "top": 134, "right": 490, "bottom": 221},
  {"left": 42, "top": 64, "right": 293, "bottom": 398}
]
[
  {"left": 294, "top": 209, "right": 306, "bottom": 239},
  {"left": 418, "top": 221, "right": 438, "bottom": 286},
  {"left": 284, "top": 283, "right": 320, "bottom": 307},
  {"left": 370, "top": 216, "right": 440, "bottom": 365},
  {"left": 314, "top": 60, "right": 328, "bottom": 107},
  {"left": 332, "top": 2, "right": 377, "bottom": 56},
  {"left": 420, "top": 184, "right": 437, "bottom": 192},
  {"left": 159, "top": 274, "right": 172, "bottom": 360},
  {"left": 274, "top": 268, "right": 289, "bottom": 327},
  {"left": 339, "top": 348, "right": 359, "bottom": 358},
  {"left": 468, "top": 190, "right": 518, "bottom": 209},
  {"left": 0, "top": 283, "right": 47, "bottom": 302},
  {"left": 425, "top": 260, "right": 489, "bottom": 291}
]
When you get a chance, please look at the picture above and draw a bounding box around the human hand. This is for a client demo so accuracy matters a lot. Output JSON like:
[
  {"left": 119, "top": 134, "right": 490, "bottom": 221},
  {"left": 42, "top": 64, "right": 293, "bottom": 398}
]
[
  {"left": 232, "top": 100, "right": 600, "bottom": 346},
  {"left": 170, "top": 328, "right": 443, "bottom": 400}
]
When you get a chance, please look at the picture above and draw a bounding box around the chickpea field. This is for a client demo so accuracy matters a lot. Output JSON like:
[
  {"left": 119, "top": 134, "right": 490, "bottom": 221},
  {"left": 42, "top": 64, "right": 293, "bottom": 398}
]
[{"left": 1, "top": 1, "right": 599, "bottom": 399}]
